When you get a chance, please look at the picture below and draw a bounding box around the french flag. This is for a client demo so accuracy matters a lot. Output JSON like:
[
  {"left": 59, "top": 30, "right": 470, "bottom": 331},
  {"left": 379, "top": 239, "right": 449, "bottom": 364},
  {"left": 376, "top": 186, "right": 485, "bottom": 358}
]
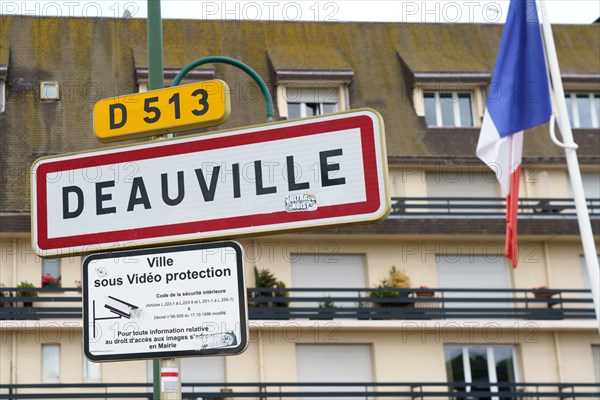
[{"left": 476, "top": 0, "right": 552, "bottom": 268}]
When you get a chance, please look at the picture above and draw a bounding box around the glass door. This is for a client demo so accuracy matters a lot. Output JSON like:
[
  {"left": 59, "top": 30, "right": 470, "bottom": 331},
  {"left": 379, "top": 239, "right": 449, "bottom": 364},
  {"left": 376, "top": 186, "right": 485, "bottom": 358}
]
[{"left": 445, "top": 345, "right": 517, "bottom": 400}]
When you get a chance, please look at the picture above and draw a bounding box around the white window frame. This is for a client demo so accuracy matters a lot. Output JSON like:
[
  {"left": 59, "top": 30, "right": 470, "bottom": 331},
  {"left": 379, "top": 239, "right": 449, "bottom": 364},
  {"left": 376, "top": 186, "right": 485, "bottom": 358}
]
[
  {"left": 592, "top": 344, "right": 600, "bottom": 383},
  {"left": 276, "top": 83, "right": 349, "bottom": 120},
  {"left": 565, "top": 93, "right": 600, "bottom": 128},
  {"left": 296, "top": 344, "right": 373, "bottom": 392},
  {"left": 40, "top": 81, "right": 60, "bottom": 100},
  {"left": 83, "top": 355, "right": 101, "bottom": 381},
  {"left": 446, "top": 345, "right": 519, "bottom": 400},
  {"left": 290, "top": 253, "right": 367, "bottom": 308},
  {"left": 41, "top": 344, "right": 60, "bottom": 382},
  {"left": 424, "top": 169, "right": 502, "bottom": 213},
  {"left": 425, "top": 170, "right": 500, "bottom": 198},
  {"left": 423, "top": 91, "right": 475, "bottom": 127},
  {"left": 569, "top": 171, "right": 600, "bottom": 215},
  {"left": 580, "top": 255, "right": 599, "bottom": 310},
  {"left": 42, "top": 258, "right": 61, "bottom": 286},
  {"left": 0, "top": 79, "right": 5, "bottom": 113},
  {"left": 436, "top": 254, "right": 512, "bottom": 309},
  {"left": 288, "top": 102, "right": 338, "bottom": 119},
  {"left": 413, "top": 85, "right": 484, "bottom": 128}
]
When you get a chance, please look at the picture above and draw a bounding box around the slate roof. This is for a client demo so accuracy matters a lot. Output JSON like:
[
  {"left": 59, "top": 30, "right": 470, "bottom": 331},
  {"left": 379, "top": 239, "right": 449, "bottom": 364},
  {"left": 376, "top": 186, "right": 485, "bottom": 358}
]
[{"left": 0, "top": 16, "right": 599, "bottom": 214}]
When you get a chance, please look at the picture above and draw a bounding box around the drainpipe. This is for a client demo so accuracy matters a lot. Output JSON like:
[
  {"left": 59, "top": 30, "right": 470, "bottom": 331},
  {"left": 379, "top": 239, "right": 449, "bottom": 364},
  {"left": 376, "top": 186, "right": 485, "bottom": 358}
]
[
  {"left": 545, "top": 242, "right": 563, "bottom": 382},
  {"left": 552, "top": 332, "right": 564, "bottom": 382},
  {"left": 12, "top": 238, "right": 17, "bottom": 390},
  {"left": 543, "top": 242, "right": 553, "bottom": 287},
  {"left": 253, "top": 240, "right": 266, "bottom": 383}
]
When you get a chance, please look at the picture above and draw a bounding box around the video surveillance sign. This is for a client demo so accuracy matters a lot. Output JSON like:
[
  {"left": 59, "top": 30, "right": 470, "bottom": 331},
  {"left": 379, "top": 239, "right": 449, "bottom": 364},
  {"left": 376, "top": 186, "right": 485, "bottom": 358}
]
[{"left": 83, "top": 242, "right": 247, "bottom": 362}]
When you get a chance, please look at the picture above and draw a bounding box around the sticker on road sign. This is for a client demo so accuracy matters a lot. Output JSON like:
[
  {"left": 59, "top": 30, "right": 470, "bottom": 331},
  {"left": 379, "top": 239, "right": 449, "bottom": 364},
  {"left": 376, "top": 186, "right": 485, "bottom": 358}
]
[
  {"left": 93, "top": 80, "right": 230, "bottom": 142},
  {"left": 83, "top": 242, "right": 247, "bottom": 362},
  {"left": 31, "top": 109, "right": 389, "bottom": 257},
  {"left": 161, "top": 367, "right": 179, "bottom": 393}
]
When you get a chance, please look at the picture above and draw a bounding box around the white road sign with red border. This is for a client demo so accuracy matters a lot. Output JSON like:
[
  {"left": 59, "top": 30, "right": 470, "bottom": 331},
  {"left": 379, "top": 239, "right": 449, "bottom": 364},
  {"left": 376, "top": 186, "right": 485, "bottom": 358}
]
[{"left": 31, "top": 109, "right": 389, "bottom": 257}]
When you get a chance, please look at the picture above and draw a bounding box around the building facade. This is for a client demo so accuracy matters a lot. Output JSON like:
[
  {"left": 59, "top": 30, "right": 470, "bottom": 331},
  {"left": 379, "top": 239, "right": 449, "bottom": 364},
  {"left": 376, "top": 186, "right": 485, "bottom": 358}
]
[{"left": 1, "top": 15, "right": 599, "bottom": 399}]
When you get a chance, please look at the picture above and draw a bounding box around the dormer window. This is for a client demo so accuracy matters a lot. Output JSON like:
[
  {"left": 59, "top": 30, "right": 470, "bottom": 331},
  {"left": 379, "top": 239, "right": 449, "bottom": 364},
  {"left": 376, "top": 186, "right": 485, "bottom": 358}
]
[
  {"left": 411, "top": 84, "right": 486, "bottom": 129},
  {"left": 424, "top": 91, "right": 475, "bottom": 127},
  {"left": 565, "top": 93, "right": 600, "bottom": 128},
  {"left": 397, "top": 50, "right": 489, "bottom": 129},
  {"left": 0, "top": 80, "right": 5, "bottom": 113},
  {"left": 268, "top": 46, "right": 353, "bottom": 120},
  {"left": 286, "top": 87, "right": 340, "bottom": 119}
]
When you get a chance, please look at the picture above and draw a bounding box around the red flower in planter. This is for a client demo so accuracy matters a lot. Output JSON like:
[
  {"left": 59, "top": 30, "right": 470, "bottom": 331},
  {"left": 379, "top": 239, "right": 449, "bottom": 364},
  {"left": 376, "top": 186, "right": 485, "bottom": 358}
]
[
  {"left": 417, "top": 285, "right": 435, "bottom": 297},
  {"left": 532, "top": 285, "right": 556, "bottom": 298},
  {"left": 42, "top": 273, "right": 61, "bottom": 288}
]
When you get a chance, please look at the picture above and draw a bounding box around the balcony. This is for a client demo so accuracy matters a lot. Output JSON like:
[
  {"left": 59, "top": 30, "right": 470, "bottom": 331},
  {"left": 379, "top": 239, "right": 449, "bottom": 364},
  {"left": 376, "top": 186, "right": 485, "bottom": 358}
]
[
  {"left": 2, "top": 198, "right": 598, "bottom": 238},
  {"left": 0, "top": 287, "right": 594, "bottom": 321},
  {"left": 296, "top": 197, "right": 600, "bottom": 236},
  {"left": 0, "top": 381, "right": 599, "bottom": 399},
  {"left": 390, "top": 197, "right": 600, "bottom": 217}
]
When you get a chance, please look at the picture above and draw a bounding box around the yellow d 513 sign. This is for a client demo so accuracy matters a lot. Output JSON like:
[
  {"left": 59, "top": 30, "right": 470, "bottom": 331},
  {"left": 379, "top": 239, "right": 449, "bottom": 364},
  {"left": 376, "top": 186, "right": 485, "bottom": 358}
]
[{"left": 93, "top": 80, "right": 230, "bottom": 142}]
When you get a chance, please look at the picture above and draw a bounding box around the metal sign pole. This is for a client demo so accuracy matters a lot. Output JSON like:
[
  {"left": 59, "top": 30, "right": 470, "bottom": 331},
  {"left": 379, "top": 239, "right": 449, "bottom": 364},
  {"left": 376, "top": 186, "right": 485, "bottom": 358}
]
[
  {"left": 147, "top": 0, "right": 164, "bottom": 90},
  {"left": 160, "top": 359, "right": 182, "bottom": 400},
  {"left": 146, "top": 1, "right": 181, "bottom": 399}
]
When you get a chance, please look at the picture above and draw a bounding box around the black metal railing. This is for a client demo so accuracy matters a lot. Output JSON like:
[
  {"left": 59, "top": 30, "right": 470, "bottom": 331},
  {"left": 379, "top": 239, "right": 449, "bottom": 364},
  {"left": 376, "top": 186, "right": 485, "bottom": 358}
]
[
  {"left": 1, "top": 381, "right": 599, "bottom": 399},
  {"left": 0, "top": 287, "right": 594, "bottom": 321},
  {"left": 0, "top": 287, "right": 82, "bottom": 320},
  {"left": 248, "top": 287, "right": 595, "bottom": 320},
  {"left": 390, "top": 197, "right": 600, "bottom": 217}
]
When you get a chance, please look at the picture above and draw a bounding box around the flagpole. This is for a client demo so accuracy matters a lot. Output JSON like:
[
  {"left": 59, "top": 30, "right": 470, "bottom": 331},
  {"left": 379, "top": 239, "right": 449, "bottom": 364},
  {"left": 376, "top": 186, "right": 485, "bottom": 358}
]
[{"left": 539, "top": 0, "right": 600, "bottom": 327}]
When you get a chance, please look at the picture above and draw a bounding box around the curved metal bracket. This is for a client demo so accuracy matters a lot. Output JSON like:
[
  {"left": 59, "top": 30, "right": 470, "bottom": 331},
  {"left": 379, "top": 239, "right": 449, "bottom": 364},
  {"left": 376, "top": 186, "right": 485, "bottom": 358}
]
[
  {"left": 549, "top": 113, "right": 578, "bottom": 150},
  {"left": 172, "top": 56, "right": 274, "bottom": 123}
]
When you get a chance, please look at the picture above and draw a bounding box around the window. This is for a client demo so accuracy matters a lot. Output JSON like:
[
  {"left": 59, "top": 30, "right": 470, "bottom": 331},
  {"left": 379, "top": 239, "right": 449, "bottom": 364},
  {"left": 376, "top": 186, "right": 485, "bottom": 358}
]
[
  {"left": 568, "top": 172, "right": 599, "bottom": 215},
  {"left": 424, "top": 91, "right": 474, "bottom": 127},
  {"left": 296, "top": 344, "right": 372, "bottom": 395},
  {"left": 445, "top": 345, "right": 517, "bottom": 398},
  {"left": 42, "top": 344, "right": 60, "bottom": 381},
  {"left": 83, "top": 356, "right": 101, "bottom": 380},
  {"left": 425, "top": 171, "right": 500, "bottom": 213},
  {"left": 291, "top": 254, "right": 366, "bottom": 308},
  {"left": 0, "top": 80, "right": 5, "bottom": 113},
  {"left": 288, "top": 101, "right": 337, "bottom": 119},
  {"left": 278, "top": 85, "right": 347, "bottom": 120},
  {"left": 42, "top": 258, "right": 61, "bottom": 288},
  {"left": 436, "top": 255, "right": 511, "bottom": 308},
  {"left": 180, "top": 357, "right": 225, "bottom": 393},
  {"left": 286, "top": 87, "right": 339, "bottom": 119},
  {"left": 593, "top": 345, "right": 600, "bottom": 382},
  {"left": 579, "top": 256, "right": 594, "bottom": 291},
  {"left": 582, "top": 172, "right": 600, "bottom": 200},
  {"left": 565, "top": 93, "right": 599, "bottom": 128},
  {"left": 579, "top": 255, "right": 599, "bottom": 309},
  {"left": 426, "top": 171, "right": 499, "bottom": 197},
  {"left": 40, "top": 81, "right": 60, "bottom": 100}
]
